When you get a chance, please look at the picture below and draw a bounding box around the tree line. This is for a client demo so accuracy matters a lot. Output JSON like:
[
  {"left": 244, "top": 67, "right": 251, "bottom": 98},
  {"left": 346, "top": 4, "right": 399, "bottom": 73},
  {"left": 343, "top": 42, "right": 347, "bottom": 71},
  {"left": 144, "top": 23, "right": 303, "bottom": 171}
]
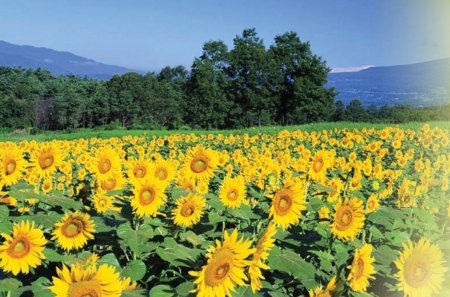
[{"left": 0, "top": 28, "right": 448, "bottom": 131}]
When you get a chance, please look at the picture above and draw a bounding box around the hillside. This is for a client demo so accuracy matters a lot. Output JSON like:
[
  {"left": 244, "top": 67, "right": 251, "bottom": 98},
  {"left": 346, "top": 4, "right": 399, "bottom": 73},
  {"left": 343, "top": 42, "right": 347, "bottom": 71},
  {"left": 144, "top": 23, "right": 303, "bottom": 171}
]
[
  {"left": 0, "top": 40, "right": 134, "bottom": 79},
  {"left": 327, "top": 58, "right": 450, "bottom": 106}
]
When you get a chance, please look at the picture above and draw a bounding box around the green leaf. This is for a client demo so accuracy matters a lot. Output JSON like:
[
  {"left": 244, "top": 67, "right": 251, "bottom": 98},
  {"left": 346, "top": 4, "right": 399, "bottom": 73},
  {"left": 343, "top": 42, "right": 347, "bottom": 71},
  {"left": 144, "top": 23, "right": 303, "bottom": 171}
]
[
  {"left": 268, "top": 247, "right": 316, "bottom": 288},
  {"left": 0, "top": 205, "right": 9, "bottom": 219},
  {"left": 0, "top": 278, "right": 22, "bottom": 292},
  {"left": 121, "top": 260, "right": 146, "bottom": 281},
  {"left": 117, "top": 223, "right": 141, "bottom": 256},
  {"left": 0, "top": 220, "right": 13, "bottom": 233},
  {"left": 156, "top": 237, "right": 202, "bottom": 267},
  {"left": 149, "top": 285, "right": 176, "bottom": 297},
  {"left": 234, "top": 286, "right": 261, "bottom": 296},
  {"left": 228, "top": 204, "right": 259, "bottom": 221},
  {"left": 179, "top": 230, "right": 205, "bottom": 247},
  {"left": 99, "top": 253, "right": 122, "bottom": 270},
  {"left": 37, "top": 191, "right": 83, "bottom": 210},
  {"left": 175, "top": 282, "right": 195, "bottom": 296},
  {"left": 31, "top": 277, "right": 53, "bottom": 297},
  {"left": 122, "top": 289, "right": 147, "bottom": 297},
  {"left": 208, "top": 211, "right": 226, "bottom": 224},
  {"left": 43, "top": 248, "right": 65, "bottom": 262}
]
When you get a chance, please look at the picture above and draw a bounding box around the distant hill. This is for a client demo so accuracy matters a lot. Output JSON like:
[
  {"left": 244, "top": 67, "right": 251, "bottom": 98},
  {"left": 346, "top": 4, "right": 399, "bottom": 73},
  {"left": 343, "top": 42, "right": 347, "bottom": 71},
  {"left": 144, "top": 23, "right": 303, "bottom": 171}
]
[
  {"left": 327, "top": 58, "right": 450, "bottom": 107},
  {"left": 0, "top": 40, "right": 135, "bottom": 79}
]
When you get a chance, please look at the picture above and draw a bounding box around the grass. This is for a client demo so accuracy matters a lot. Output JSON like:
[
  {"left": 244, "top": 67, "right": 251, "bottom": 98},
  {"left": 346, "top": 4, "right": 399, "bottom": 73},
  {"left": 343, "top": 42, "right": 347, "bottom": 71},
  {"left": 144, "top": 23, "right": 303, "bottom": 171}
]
[{"left": 0, "top": 121, "right": 449, "bottom": 142}]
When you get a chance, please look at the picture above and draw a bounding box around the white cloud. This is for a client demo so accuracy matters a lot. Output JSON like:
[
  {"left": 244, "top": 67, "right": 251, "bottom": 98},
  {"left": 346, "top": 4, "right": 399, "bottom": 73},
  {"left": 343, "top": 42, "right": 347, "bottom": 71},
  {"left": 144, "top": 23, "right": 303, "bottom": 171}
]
[{"left": 330, "top": 65, "right": 374, "bottom": 73}]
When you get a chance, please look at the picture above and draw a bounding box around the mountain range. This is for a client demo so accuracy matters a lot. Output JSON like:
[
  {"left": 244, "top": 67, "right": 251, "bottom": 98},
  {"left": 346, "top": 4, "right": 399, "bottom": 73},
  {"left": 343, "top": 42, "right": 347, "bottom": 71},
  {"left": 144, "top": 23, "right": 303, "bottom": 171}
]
[
  {"left": 0, "top": 40, "right": 134, "bottom": 79},
  {"left": 1, "top": 40, "right": 449, "bottom": 106},
  {"left": 327, "top": 58, "right": 450, "bottom": 107}
]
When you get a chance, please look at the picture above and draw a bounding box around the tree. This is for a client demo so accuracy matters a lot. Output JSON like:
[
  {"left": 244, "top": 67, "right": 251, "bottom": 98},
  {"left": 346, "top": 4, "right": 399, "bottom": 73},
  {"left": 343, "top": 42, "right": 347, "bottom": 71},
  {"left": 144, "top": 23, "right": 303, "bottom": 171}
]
[
  {"left": 185, "top": 41, "right": 232, "bottom": 129},
  {"left": 268, "top": 31, "right": 336, "bottom": 124},
  {"left": 333, "top": 100, "right": 346, "bottom": 121},
  {"left": 345, "top": 99, "right": 367, "bottom": 122},
  {"left": 228, "top": 28, "right": 273, "bottom": 127}
]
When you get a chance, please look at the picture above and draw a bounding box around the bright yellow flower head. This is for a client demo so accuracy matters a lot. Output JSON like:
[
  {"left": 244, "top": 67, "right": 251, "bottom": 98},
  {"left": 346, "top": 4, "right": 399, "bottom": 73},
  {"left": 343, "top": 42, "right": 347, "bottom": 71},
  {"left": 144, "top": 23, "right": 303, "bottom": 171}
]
[
  {"left": 51, "top": 211, "right": 96, "bottom": 251},
  {"left": 269, "top": 179, "right": 307, "bottom": 230},
  {"left": 219, "top": 175, "right": 247, "bottom": 209},
  {"left": 331, "top": 198, "right": 365, "bottom": 241},
  {"left": 189, "top": 229, "right": 256, "bottom": 297},
  {"left": 49, "top": 263, "right": 122, "bottom": 297},
  {"left": 347, "top": 244, "right": 376, "bottom": 292},
  {"left": 172, "top": 193, "right": 206, "bottom": 227},
  {"left": 394, "top": 238, "right": 447, "bottom": 297},
  {"left": 131, "top": 178, "right": 167, "bottom": 218},
  {"left": 249, "top": 223, "right": 277, "bottom": 293},
  {"left": 0, "top": 221, "right": 47, "bottom": 275},
  {"left": 1, "top": 143, "right": 25, "bottom": 186}
]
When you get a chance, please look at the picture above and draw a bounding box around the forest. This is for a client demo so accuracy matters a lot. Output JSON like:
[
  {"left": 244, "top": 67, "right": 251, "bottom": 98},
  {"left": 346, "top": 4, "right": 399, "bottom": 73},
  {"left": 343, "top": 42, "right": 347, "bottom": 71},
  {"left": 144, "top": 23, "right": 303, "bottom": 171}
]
[{"left": 0, "top": 29, "right": 448, "bottom": 131}]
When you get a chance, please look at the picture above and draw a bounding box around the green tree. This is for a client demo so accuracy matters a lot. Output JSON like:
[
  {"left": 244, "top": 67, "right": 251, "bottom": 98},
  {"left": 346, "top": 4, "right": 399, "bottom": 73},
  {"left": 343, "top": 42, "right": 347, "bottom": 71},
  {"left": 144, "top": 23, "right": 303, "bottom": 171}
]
[
  {"left": 228, "top": 28, "right": 273, "bottom": 127},
  {"left": 186, "top": 41, "right": 232, "bottom": 129},
  {"left": 268, "top": 31, "right": 336, "bottom": 124},
  {"left": 345, "top": 99, "right": 368, "bottom": 122}
]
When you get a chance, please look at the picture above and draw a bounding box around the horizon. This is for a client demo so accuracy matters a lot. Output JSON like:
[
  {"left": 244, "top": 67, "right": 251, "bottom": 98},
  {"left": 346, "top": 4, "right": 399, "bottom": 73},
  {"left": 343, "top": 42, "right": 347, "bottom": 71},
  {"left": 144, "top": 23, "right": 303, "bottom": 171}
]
[{"left": 1, "top": 1, "right": 450, "bottom": 72}]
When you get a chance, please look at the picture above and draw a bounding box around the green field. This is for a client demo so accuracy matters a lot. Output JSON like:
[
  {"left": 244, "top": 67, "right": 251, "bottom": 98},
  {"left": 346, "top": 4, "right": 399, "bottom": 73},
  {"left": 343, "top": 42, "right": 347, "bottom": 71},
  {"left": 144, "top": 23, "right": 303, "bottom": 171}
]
[{"left": 1, "top": 121, "right": 449, "bottom": 142}]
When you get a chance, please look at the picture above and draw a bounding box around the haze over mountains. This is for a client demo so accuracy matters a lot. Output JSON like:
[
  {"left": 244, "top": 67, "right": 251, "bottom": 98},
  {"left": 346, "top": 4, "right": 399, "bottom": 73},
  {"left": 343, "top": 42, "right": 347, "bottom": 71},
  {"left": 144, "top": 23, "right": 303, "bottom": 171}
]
[
  {"left": 1, "top": 40, "right": 449, "bottom": 107},
  {"left": 0, "top": 40, "right": 134, "bottom": 80}
]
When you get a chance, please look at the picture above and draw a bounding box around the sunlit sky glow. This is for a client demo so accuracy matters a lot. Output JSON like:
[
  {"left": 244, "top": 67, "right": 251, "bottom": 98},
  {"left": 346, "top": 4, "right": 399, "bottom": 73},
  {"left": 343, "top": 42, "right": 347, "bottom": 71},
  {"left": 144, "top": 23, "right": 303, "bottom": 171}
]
[{"left": 0, "top": 0, "right": 449, "bottom": 71}]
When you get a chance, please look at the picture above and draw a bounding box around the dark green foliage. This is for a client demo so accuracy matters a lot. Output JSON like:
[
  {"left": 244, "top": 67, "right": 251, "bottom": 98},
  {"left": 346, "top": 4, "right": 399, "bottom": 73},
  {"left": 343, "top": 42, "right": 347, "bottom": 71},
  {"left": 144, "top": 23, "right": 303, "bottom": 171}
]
[{"left": 1, "top": 28, "right": 446, "bottom": 131}]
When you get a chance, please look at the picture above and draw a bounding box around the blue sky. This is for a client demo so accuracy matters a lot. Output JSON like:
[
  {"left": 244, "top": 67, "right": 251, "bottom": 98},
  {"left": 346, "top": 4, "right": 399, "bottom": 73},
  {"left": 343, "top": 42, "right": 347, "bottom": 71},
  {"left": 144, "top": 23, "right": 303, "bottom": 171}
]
[{"left": 1, "top": 0, "right": 449, "bottom": 71}]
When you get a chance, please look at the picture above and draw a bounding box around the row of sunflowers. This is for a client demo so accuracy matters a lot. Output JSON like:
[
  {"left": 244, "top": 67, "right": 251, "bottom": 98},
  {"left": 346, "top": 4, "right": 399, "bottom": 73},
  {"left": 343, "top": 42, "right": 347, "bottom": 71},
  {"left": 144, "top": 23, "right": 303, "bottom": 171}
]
[{"left": 0, "top": 124, "right": 449, "bottom": 296}]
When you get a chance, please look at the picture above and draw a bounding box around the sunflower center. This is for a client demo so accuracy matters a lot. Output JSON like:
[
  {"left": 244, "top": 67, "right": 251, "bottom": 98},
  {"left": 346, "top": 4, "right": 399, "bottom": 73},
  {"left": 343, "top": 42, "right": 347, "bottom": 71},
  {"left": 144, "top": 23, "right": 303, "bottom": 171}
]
[
  {"left": 404, "top": 259, "right": 429, "bottom": 287},
  {"left": 139, "top": 188, "right": 155, "bottom": 205},
  {"left": 274, "top": 191, "right": 293, "bottom": 215},
  {"left": 354, "top": 258, "right": 365, "bottom": 279},
  {"left": 227, "top": 189, "right": 238, "bottom": 201},
  {"left": 62, "top": 220, "right": 84, "bottom": 238},
  {"left": 181, "top": 202, "right": 195, "bottom": 217},
  {"left": 191, "top": 157, "right": 208, "bottom": 173},
  {"left": 205, "top": 248, "right": 234, "bottom": 286},
  {"left": 133, "top": 166, "right": 146, "bottom": 178},
  {"left": 5, "top": 160, "right": 16, "bottom": 175},
  {"left": 101, "top": 177, "right": 117, "bottom": 192},
  {"left": 98, "top": 159, "right": 112, "bottom": 174},
  {"left": 156, "top": 168, "right": 168, "bottom": 180},
  {"left": 336, "top": 207, "right": 353, "bottom": 230},
  {"left": 39, "top": 153, "right": 54, "bottom": 169},
  {"left": 68, "top": 280, "right": 101, "bottom": 297},
  {"left": 8, "top": 238, "right": 30, "bottom": 258},
  {"left": 99, "top": 199, "right": 106, "bottom": 207},
  {"left": 313, "top": 158, "right": 324, "bottom": 172}
]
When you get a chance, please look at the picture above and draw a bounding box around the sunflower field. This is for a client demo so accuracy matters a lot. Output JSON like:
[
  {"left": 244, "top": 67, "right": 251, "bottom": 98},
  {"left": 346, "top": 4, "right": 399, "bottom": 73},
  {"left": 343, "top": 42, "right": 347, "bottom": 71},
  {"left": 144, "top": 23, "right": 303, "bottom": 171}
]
[{"left": 0, "top": 124, "right": 449, "bottom": 297}]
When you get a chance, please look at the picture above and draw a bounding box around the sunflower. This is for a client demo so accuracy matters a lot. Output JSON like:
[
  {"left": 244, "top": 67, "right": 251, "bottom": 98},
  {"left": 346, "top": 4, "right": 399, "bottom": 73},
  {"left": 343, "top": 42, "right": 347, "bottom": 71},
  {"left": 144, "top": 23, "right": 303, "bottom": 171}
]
[
  {"left": 189, "top": 229, "right": 255, "bottom": 297},
  {"left": 182, "top": 145, "right": 219, "bottom": 183},
  {"left": 309, "top": 150, "right": 332, "bottom": 183},
  {"left": 0, "top": 221, "right": 47, "bottom": 275},
  {"left": 331, "top": 198, "right": 365, "bottom": 241},
  {"left": 92, "top": 194, "right": 117, "bottom": 214},
  {"left": 249, "top": 223, "right": 277, "bottom": 293},
  {"left": 394, "top": 238, "right": 447, "bottom": 297},
  {"left": 127, "top": 158, "right": 151, "bottom": 184},
  {"left": 49, "top": 263, "right": 122, "bottom": 297},
  {"left": 97, "top": 173, "right": 125, "bottom": 194},
  {"left": 89, "top": 147, "right": 122, "bottom": 183},
  {"left": 309, "top": 276, "right": 337, "bottom": 297},
  {"left": 268, "top": 179, "right": 307, "bottom": 230},
  {"left": 172, "top": 193, "right": 206, "bottom": 227},
  {"left": 347, "top": 244, "right": 376, "bottom": 292},
  {"left": 131, "top": 178, "right": 166, "bottom": 218},
  {"left": 366, "top": 194, "right": 379, "bottom": 213},
  {"left": 151, "top": 159, "right": 177, "bottom": 186},
  {"left": 30, "top": 142, "right": 62, "bottom": 179},
  {"left": 1, "top": 143, "right": 25, "bottom": 186},
  {"left": 51, "top": 211, "right": 96, "bottom": 251},
  {"left": 219, "top": 175, "right": 247, "bottom": 209}
]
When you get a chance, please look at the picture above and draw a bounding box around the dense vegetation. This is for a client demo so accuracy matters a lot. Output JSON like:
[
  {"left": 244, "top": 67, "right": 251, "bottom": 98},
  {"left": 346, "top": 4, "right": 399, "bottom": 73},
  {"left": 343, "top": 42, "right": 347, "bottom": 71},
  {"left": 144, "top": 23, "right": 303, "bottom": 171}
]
[{"left": 0, "top": 28, "right": 448, "bottom": 131}]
